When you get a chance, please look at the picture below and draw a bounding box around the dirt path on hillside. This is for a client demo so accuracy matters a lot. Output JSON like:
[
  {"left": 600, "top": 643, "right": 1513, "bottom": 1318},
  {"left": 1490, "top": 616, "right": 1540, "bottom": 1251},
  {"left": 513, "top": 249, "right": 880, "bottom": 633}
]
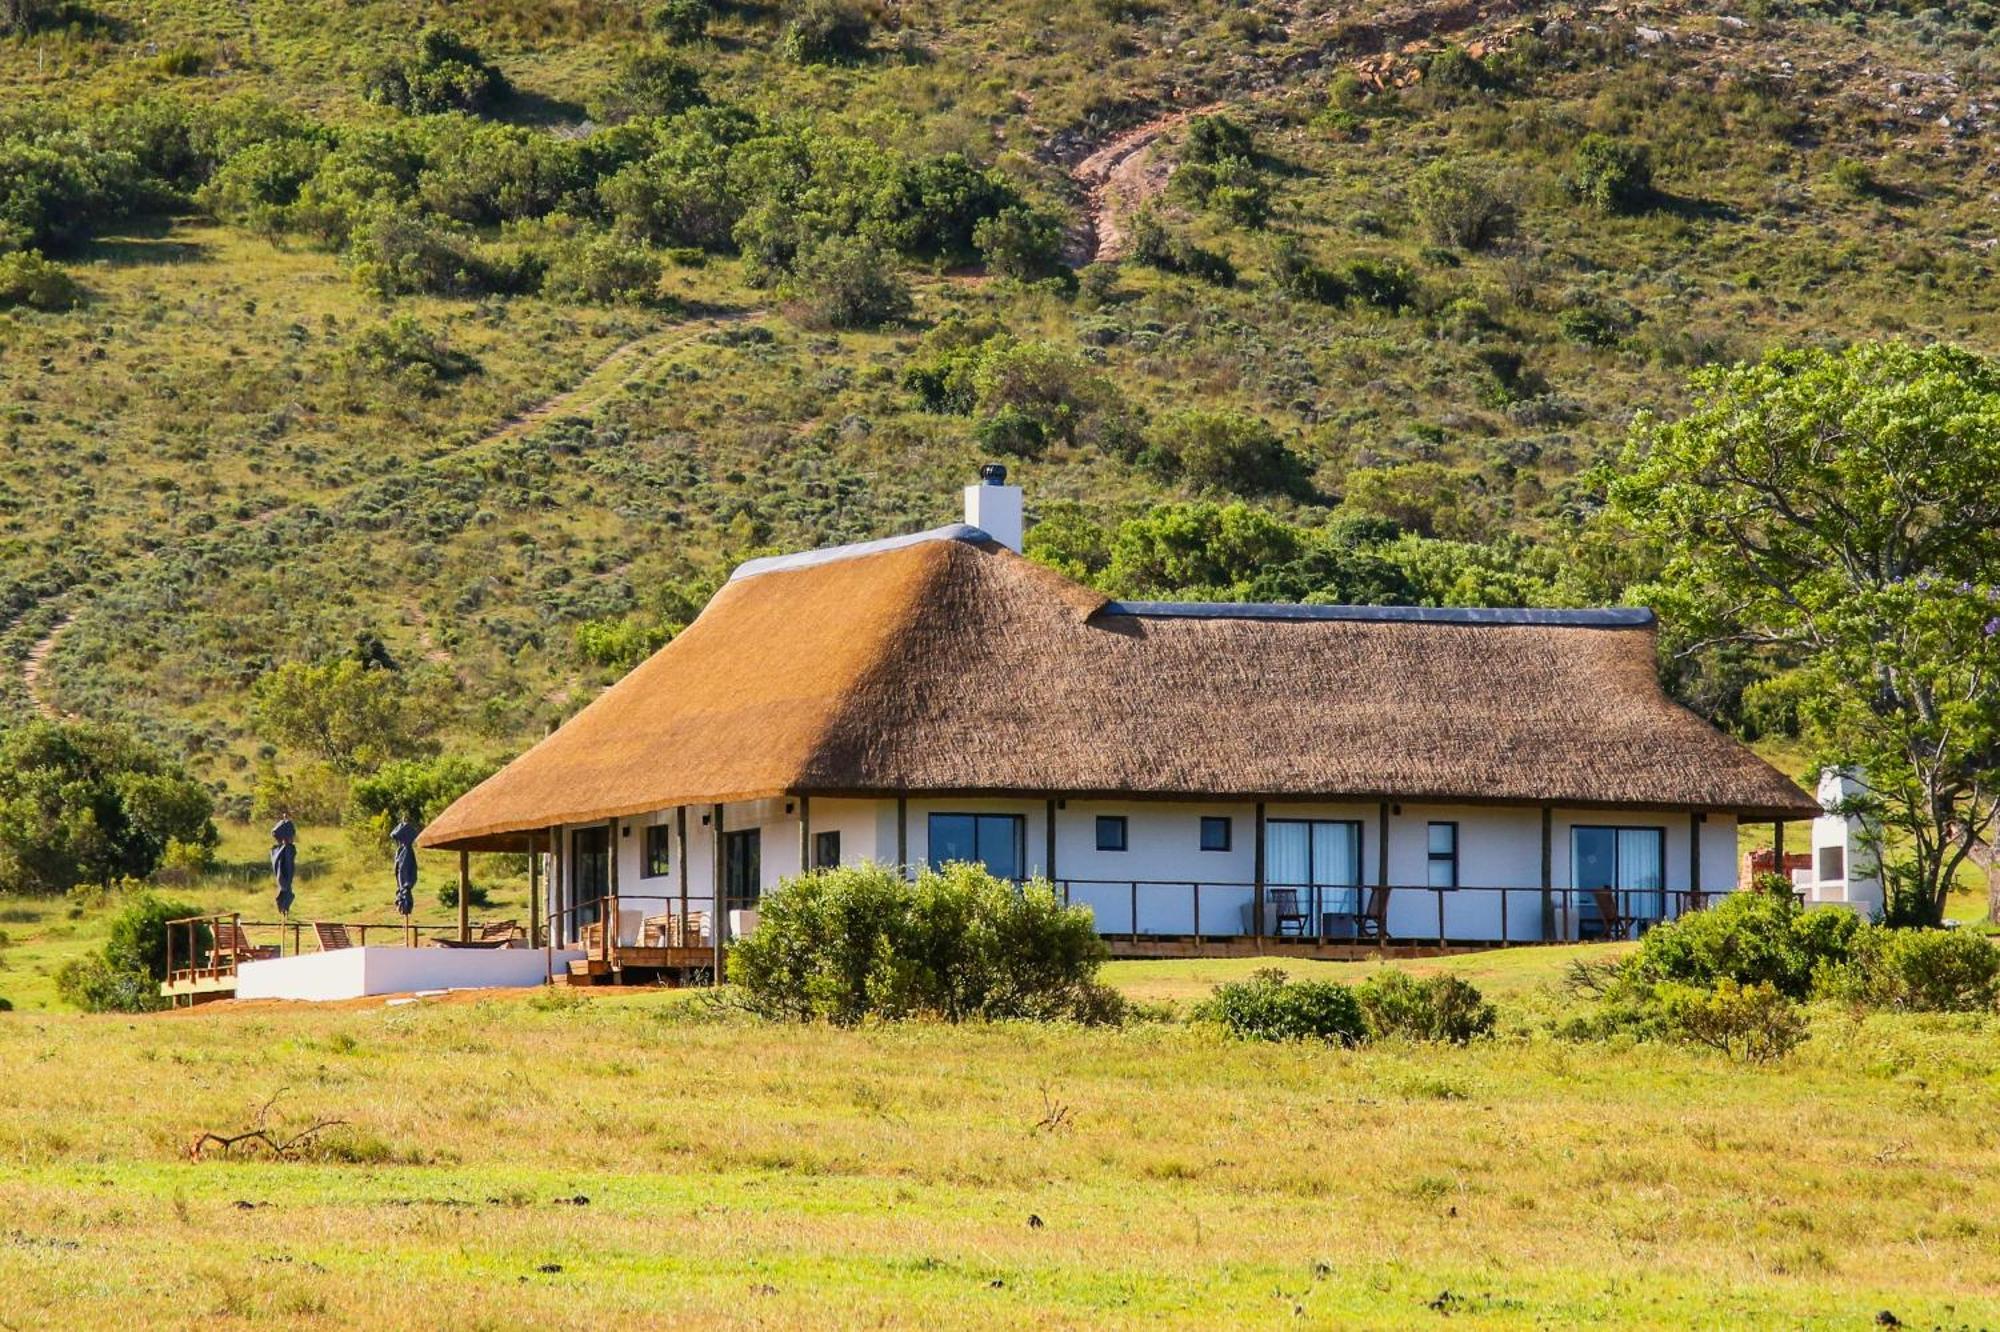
[
  {"left": 1065, "top": 103, "right": 1224, "bottom": 265},
  {"left": 21, "top": 610, "right": 75, "bottom": 720}
]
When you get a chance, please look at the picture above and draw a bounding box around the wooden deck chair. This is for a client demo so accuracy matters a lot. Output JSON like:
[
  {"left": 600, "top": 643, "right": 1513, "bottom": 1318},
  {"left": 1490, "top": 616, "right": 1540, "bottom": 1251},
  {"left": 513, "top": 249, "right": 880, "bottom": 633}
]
[
  {"left": 213, "top": 921, "right": 279, "bottom": 968},
  {"left": 313, "top": 922, "right": 355, "bottom": 952},
  {"left": 1356, "top": 886, "right": 1393, "bottom": 941},
  {"left": 477, "top": 919, "right": 524, "bottom": 946},
  {"left": 1270, "top": 888, "right": 1309, "bottom": 937},
  {"left": 640, "top": 913, "right": 673, "bottom": 947},
  {"left": 1587, "top": 889, "right": 1632, "bottom": 941}
]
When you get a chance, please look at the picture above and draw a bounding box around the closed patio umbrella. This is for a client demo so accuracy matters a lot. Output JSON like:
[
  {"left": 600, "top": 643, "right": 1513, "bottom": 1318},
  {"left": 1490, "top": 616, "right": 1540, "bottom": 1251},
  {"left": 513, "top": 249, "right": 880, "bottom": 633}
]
[
  {"left": 270, "top": 816, "right": 297, "bottom": 917},
  {"left": 391, "top": 818, "right": 419, "bottom": 921}
]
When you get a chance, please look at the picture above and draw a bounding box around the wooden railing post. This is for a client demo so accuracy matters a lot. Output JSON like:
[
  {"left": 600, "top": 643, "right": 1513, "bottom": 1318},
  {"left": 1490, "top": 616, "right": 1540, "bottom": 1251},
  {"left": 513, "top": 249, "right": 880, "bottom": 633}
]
[
  {"left": 1499, "top": 887, "right": 1509, "bottom": 945},
  {"left": 1436, "top": 888, "right": 1446, "bottom": 949},
  {"left": 1192, "top": 881, "right": 1201, "bottom": 945},
  {"left": 1253, "top": 802, "right": 1267, "bottom": 949},
  {"left": 1129, "top": 881, "right": 1138, "bottom": 944},
  {"left": 457, "top": 852, "right": 471, "bottom": 944}
]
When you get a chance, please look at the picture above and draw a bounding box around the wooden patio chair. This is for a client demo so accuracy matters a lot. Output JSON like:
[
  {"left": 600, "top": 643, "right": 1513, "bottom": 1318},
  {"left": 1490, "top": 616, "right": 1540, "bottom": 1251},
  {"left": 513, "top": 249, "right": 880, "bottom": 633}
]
[
  {"left": 313, "top": 922, "right": 355, "bottom": 952},
  {"left": 1270, "top": 888, "right": 1308, "bottom": 938},
  {"left": 640, "top": 913, "right": 673, "bottom": 947},
  {"left": 1356, "top": 886, "right": 1393, "bottom": 942},
  {"left": 477, "top": 919, "right": 524, "bottom": 947},
  {"left": 1587, "top": 889, "right": 1632, "bottom": 941},
  {"left": 213, "top": 921, "right": 279, "bottom": 969}
]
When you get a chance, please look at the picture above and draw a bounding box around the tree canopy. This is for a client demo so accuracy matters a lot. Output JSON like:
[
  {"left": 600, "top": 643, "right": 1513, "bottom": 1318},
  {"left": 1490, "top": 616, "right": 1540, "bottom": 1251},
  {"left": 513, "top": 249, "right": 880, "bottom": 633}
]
[{"left": 1611, "top": 341, "right": 2000, "bottom": 924}]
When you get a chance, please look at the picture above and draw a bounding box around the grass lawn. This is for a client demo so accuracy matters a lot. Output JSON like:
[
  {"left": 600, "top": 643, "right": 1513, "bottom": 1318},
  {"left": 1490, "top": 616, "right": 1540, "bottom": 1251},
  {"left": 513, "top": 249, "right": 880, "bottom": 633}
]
[{"left": 1, "top": 946, "right": 1997, "bottom": 1328}]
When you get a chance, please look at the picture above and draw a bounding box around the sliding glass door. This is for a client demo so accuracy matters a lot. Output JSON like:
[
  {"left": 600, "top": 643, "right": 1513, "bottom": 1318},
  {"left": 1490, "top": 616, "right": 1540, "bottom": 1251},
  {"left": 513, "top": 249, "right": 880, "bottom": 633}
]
[
  {"left": 1571, "top": 826, "right": 1665, "bottom": 929},
  {"left": 1266, "top": 819, "right": 1363, "bottom": 931}
]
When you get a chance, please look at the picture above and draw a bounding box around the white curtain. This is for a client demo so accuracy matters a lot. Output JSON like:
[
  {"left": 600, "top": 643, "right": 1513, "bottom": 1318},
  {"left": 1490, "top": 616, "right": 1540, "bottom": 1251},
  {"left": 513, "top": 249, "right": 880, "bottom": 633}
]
[
  {"left": 1617, "top": 828, "right": 1664, "bottom": 920},
  {"left": 1314, "top": 822, "right": 1359, "bottom": 914},
  {"left": 1267, "top": 823, "right": 1310, "bottom": 886}
]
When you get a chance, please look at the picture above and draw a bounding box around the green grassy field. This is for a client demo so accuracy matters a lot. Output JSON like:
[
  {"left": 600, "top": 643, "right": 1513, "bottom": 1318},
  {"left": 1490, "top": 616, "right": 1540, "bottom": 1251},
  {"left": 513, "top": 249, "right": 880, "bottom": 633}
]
[{"left": 0, "top": 945, "right": 1996, "bottom": 1328}]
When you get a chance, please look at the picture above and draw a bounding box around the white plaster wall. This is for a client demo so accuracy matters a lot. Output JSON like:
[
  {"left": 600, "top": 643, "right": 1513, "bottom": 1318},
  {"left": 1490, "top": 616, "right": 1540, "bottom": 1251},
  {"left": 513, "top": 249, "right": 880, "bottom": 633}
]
[{"left": 235, "top": 947, "right": 583, "bottom": 1001}]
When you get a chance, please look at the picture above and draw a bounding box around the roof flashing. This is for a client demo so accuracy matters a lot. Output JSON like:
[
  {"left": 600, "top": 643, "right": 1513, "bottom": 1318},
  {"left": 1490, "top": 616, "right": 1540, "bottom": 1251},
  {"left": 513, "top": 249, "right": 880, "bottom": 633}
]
[
  {"left": 1098, "top": 601, "right": 1655, "bottom": 628},
  {"left": 730, "top": 523, "right": 991, "bottom": 582}
]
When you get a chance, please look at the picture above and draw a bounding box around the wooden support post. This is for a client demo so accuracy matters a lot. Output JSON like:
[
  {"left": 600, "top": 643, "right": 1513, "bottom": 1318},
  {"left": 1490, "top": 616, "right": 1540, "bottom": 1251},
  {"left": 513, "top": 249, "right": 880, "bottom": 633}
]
[
  {"left": 1378, "top": 799, "right": 1391, "bottom": 947},
  {"left": 528, "top": 832, "right": 541, "bottom": 951},
  {"left": 799, "top": 795, "right": 812, "bottom": 875},
  {"left": 1045, "top": 797, "right": 1057, "bottom": 886},
  {"left": 457, "top": 852, "right": 470, "bottom": 944},
  {"left": 606, "top": 817, "right": 621, "bottom": 969},
  {"left": 1253, "top": 801, "right": 1267, "bottom": 948},
  {"left": 677, "top": 806, "right": 689, "bottom": 936},
  {"left": 896, "top": 795, "right": 908, "bottom": 878},
  {"left": 711, "top": 803, "right": 726, "bottom": 983},
  {"left": 1772, "top": 820, "right": 1785, "bottom": 886},
  {"left": 1539, "top": 804, "right": 1554, "bottom": 942},
  {"left": 1689, "top": 810, "right": 1703, "bottom": 914},
  {"left": 552, "top": 827, "right": 565, "bottom": 948}
]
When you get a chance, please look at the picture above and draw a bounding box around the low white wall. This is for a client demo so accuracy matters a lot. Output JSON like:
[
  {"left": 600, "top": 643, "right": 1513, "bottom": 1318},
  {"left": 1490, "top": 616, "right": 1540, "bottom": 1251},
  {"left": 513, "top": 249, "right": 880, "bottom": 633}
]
[{"left": 235, "top": 948, "right": 583, "bottom": 1002}]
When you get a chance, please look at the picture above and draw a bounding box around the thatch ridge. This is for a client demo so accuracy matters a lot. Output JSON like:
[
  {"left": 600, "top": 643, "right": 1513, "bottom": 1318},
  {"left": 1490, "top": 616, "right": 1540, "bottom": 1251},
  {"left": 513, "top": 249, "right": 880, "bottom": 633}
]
[{"left": 420, "top": 531, "right": 1816, "bottom": 850}]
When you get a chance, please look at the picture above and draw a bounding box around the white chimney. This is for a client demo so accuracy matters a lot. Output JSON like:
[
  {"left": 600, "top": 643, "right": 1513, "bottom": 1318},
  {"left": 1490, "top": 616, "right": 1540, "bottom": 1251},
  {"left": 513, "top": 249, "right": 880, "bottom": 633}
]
[{"left": 964, "top": 463, "right": 1023, "bottom": 553}]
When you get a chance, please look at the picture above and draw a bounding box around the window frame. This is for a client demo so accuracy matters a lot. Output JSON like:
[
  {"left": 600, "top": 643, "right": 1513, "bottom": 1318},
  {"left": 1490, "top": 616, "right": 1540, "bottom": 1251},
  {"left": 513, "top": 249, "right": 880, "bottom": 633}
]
[
  {"left": 1199, "top": 816, "right": 1232, "bottom": 852},
  {"left": 1426, "top": 820, "right": 1458, "bottom": 889},
  {"left": 813, "top": 830, "right": 841, "bottom": 870},
  {"left": 643, "top": 823, "right": 672, "bottom": 879},
  {"left": 926, "top": 812, "right": 1027, "bottom": 881},
  {"left": 1095, "top": 815, "right": 1129, "bottom": 852}
]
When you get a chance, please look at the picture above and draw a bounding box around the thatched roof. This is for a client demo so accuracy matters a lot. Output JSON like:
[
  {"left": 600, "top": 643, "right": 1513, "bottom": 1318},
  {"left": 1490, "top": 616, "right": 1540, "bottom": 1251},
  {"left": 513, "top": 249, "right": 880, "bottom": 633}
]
[{"left": 421, "top": 525, "right": 1817, "bottom": 850}]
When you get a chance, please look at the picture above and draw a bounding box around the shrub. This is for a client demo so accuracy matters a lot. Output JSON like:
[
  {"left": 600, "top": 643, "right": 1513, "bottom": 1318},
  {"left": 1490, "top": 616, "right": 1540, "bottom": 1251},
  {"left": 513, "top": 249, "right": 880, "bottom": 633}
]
[
  {"left": 0, "top": 134, "right": 151, "bottom": 252},
  {"left": 1196, "top": 968, "right": 1365, "bottom": 1044},
  {"left": 55, "top": 891, "right": 201, "bottom": 1013},
  {"left": 1265, "top": 235, "right": 1343, "bottom": 303},
  {"left": 348, "top": 207, "right": 527, "bottom": 297},
  {"left": 1145, "top": 408, "right": 1307, "bottom": 498},
  {"left": 1335, "top": 257, "right": 1413, "bottom": 311},
  {"left": 651, "top": 0, "right": 712, "bottom": 42},
  {"left": 1569, "top": 134, "right": 1653, "bottom": 214},
  {"left": 1410, "top": 159, "right": 1510, "bottom": 250},
  {"left": 1354, "top": 969, "right": 1496, "bottom": 1043},
  {"left": 0, "top": 249, "right": 82, "bottom": 310},
  {"left": 342, "top": 313, "right": 479, "bottom": 394},
  {"left": 1828, "top": 156, "right": 1881, "bottom": 199},
  {"left": 780, "top": 0, "right": 872, "bottom": 64},
  {"left": 728, "top": 863, "right": 1120, "bottom": 1024},
  {"left": 1658, "top": 980, "right": 1808, "bottom": 1063},
  {"left": 539, "top": 231, "right": 663, "bottom": 304},
  {"left": 438, "top": 880, "right": 494, "bottom": 910},
  {"left": 781, "top": 234, "right": 910, "bottom": 328},
  {"left": 1126, "top": 207, "right": 1235, "bottom": 285},
  {"left": 349, "top": 755, "right": 498, "bottom": 828},
  {"left": 1818, "top": 926, "right": 2000, "bottom": 1012},
  {"left": 1423, "top": 46, "right": 1493, "bottom": 92},
  {"left": 1182, "top": 114, "right": 1253, "bottom": 166},
  {"left": 974, "top": 204, "right": 1069, "bottom": 283},
  {"left": 1172, "top": 155, "right": 1271, "bottom": 228},
  {"left": 1, "top": 0, "right": 60, "bottom": 35},
  {"left": 364, "top": 28, "right": 510, "bottom": 116},
  {"left": 1628, "top": 889, "right": 1861, "bottom": 1000},
  {"left": 587, "top": 50, "right": 707, "bottom": 124},
  {"left": 971, "top": 338, "right": 1122, "bottom": 449}
]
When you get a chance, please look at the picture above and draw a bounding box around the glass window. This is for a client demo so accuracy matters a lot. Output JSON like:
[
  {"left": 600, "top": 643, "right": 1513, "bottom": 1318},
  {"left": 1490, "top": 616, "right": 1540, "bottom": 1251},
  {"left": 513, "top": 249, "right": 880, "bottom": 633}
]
[
  {"left": 814, "top": 830, "right": 841, "bottom": 869},
  {"left": 928, "top": 813, "right": 1025, "bottom": 881},
  {"left": 1200, "top": 816, "right": 1231, "bottom": 852},
  {"left": 1427, "top": 821, "right": 1457, "bottom": 888},
  {"left": 724, "top": 829, "right": 761, "bottom": 905},
  {"left": 570, "top": 826, "right": 609, "bottom": 928},
  {"left": 1572, "top": 826, "right": 1666, "bottom": 925},
  {"left": 1096, "top": 816, "right": 1128, "bottom": 852},
  {"left": 644, "top": 824, "right": 672, "bottom": 878}
]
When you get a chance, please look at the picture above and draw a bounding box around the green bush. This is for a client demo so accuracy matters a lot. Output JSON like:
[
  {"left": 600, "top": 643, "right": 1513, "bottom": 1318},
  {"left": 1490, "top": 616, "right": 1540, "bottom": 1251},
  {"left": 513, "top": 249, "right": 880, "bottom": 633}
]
[
  {"left": 364, "top": 28, "right": 509, "bottom": 116},
  {"left": 1628, "top": 889, "right": 1861, "bottom": 1000},
  {"left": 1182, "top": 114, "right": 1253, "bottom": 165},
  {"left": 437, "top": 881, "right": 494, "bottom": 910},
  {"left": 780, "top": 233, "right": 910, "bottom": 328},
  {"left": 349, "top": 754, "right": 498, "bottom": 828},
  {"left": 1410, "top": 159, "right": 1510, "bottom": 250},
  {"left": 728, "top": 863, "right": 1120, "bottom": 1025},
  {"left": 1569, "top": 134, "right": 1653, "bottom": 214},
  {"left": 780, "top": 0, "right": 872, "bottom": 64},
  {"left": 1127, "top": 208, "right": 1236, "bottom": 285},
  {"left": 586, "top": 50, "right": 708, "bottom": 124},
  {"left": 539, "top": 230, "right": 663, "bottom": 304},
  {"left": 1818, "top": 926, "right": 2000, "bottom": 1012},
  {"left": 651, "top": 0, "right": 712, "bottom": 42},
  {"left": 1658, "top": 979, "right": 1808, "bottom": 1063},
  {"left": 55, "top": 890, "right": 202, "bottom": 1013},
  {"left": 1144, "top": 408, "right": 1307, "bottom": 498},
  {"left": 1196, "top": 968, "right": 1366, "bottom": 1044},
  {"left": 1264, "top": 235, "right": 1343, "bottom": 303},
  {"left": 1335, "top": 257, "right": 1414, "bottom": 312},
  {"left": 348, "top": 206, "right": 529, "bottom": 297},
  {"left": 0, "top": 248, "right": 82, "bottom": 310},
  {"left": 974, "top": 204, "right": 1069, "bottom": 283},
  {"left": 1354, "top": 969, "right": 1496, "bottom": 1043},
  {"left": 341, "top": 313, "right": 480, "bottom": 394}
]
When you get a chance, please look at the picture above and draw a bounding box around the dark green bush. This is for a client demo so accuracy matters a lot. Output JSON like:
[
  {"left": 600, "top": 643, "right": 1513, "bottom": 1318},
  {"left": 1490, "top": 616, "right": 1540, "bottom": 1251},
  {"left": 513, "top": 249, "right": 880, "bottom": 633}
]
[
  {"left": 1818, "top": 926, "right": 2000, "bottom": 1012},
  {"left": 728, "top": 863, "right": 1119, "bottom": 1024},
  {"left": 1410, "top": 159, "right": 1510, "bottom": 250},
  {"left": 1264, "top": 235, "right": 1344, "bottom": 303},
  {"left": 651, "top": 0, "right": 712, "bottom": 42},
  {"left": 0, "top": 248, "right": 82, "bottom": 310},
  {"left": 438, "top": 881, "right": 494, "bottom": 910},
  {"left": 1182, "top": 114, "right": 1253, "bottom": 165},
  {"left": 364, "top": 28, "right": 509, "bottom": 116},
  {"left": 539, "top": 230, "right": 663, "bottom": 304},
  {"left": 781, "top": 233, "right": 910, "bottom": 327},
  {"left": 1658, "top": 979, "right": 1808, "bottom": 1063},
  {"left": 587, "top": 50, "right": 708, "bottom": 125},
  {"left": 1569, "top": 134, "right": 1653, "bottom": 214},
  {"left": 780, "top": 0, "right": 872, "bottom": 65},
  {"left": 974, "top": 204, "right": 1070, "bottom": 282},
  {"left": 342, "top": 313, "right": 480, "bottom": 394},
  {"left": 1144, "top": 408, "right": 1308, "bottom": 498},
  {"left": 55, "top": 891, "right": 202, "bottom": 1013},
  {"left": 1354, "top": 969, "right": 1496, "bottom": 1043},
  {"left": 1628, "top": 888, "right": 1861, "bottom": 1000},
  {"left": 1196, "top": 968, "right": 1366, "bottom": 1044},
  {"left": 349, "top": 755, "right": 498, "bottom": 827},
  {"left": 348, "top": 207, "right": 530, "bottom": 297},
  {"left": 1335, "top": 257, "right": 1414, "bottom": 312}
]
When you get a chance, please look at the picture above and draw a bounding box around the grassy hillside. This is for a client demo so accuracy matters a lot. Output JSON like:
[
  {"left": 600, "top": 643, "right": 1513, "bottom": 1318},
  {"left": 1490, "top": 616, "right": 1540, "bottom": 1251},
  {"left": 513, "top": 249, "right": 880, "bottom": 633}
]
[
  {"left": 1, "top": 0, "right": 1996, "bottom": 813},
  {"left": 0, "top": 948, "right": 1996, "bottom": 1327}
]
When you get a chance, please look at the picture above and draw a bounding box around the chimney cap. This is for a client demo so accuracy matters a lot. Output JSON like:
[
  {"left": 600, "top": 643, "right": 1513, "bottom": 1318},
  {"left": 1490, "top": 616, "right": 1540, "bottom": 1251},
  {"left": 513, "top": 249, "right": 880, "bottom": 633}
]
[{"left": 978, "top": 463, "right": 1009, "bottom": 486}]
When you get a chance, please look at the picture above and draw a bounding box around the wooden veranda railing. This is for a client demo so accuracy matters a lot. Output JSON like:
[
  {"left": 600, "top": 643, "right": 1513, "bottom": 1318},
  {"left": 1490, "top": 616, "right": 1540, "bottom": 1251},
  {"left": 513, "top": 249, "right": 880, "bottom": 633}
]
[{"left": 161, "top": 914, "right": 522, "bottom": 991}]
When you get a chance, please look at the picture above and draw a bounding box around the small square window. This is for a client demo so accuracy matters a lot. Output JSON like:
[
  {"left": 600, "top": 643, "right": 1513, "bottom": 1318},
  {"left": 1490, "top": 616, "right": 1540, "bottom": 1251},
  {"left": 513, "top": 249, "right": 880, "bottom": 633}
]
[
  {"left": 814, "top": 830, "right": 841, "bottom": 869},
  {"left": 1095, "top": 816, "right": 1128, "bottom": 852},
  {"left": 1200, "top": 816, "right": 1232, "bottom": 852},
  {"left": 643, "top": 824, "right": 672, "bottom": 878}
]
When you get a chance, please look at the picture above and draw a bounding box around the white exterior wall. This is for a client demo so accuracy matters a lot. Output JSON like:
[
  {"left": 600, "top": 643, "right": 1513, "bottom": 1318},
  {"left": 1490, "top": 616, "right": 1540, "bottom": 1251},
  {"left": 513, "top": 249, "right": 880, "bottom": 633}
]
[
  {"left": 547, "top": 797, "right": 1749, "bottom": 944},
  {"left": 235, "top": 946, "right": 584, "bottom": 1001}
]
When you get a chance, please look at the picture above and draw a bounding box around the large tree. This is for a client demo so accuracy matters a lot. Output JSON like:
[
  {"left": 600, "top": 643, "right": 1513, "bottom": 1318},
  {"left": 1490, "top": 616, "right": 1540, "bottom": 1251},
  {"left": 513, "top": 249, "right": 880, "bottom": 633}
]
[{"left": 1611, "top": 342, "right": 2000, "bottom": 925}]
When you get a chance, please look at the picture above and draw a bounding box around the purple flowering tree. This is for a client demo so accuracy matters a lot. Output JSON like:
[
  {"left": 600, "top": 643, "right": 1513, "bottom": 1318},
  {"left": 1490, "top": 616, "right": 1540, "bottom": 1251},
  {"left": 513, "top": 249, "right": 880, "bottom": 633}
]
[{"left": 1612, "top": 341, "right": 2000, "bottom": 925}]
